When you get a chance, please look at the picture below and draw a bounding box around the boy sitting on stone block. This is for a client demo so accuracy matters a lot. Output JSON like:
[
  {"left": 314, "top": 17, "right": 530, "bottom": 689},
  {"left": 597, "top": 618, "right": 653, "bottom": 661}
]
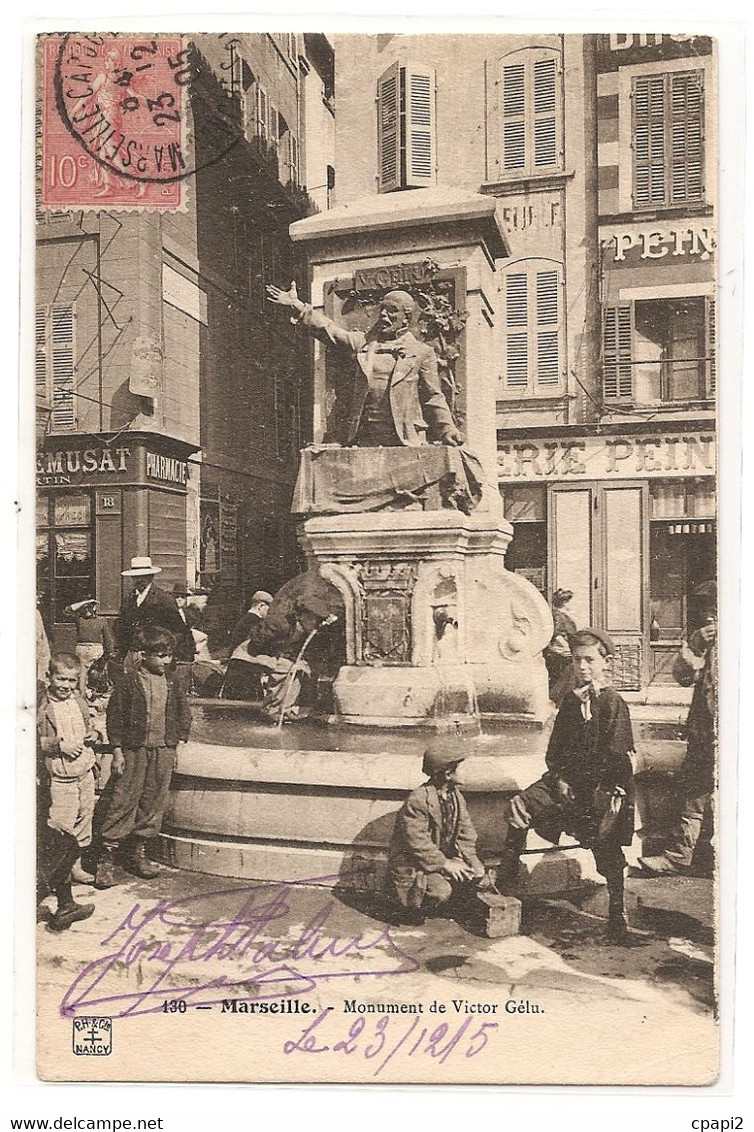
[
  {"left": 386, "top": 739, "right": 487, "bottom": 926},
  {"left": 498, "top": 628, "right": 638, "bottom": 946}
]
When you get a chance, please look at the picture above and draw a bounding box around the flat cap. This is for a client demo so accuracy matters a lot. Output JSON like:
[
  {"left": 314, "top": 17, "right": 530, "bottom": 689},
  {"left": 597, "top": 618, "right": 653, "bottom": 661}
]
[
  {"left": 571, "top": 627, "right": 615, "bottom": 656},
  {"left": 422, "top": 737, "right": 466, "bottom": 777}
]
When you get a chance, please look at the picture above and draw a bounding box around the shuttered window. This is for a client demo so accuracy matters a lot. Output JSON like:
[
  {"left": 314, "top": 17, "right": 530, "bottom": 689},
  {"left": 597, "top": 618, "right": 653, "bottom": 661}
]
[
  {"left": 502, "top": 64, "right": 526, "bottom": 171},
  {"left": 705, "top": 296, "right": 716, "bottom": 398},
  {"left": 499, "top": 49, "right": 562, "bottom": 176},
  {"left": 377, "top": 62, "right": 400, "bottom": 192},
  {"left": 405, "top": 66, "right": 436, "bottom": 186},
  {"left": 288, "top": 132, "right": 299, "bottom": 186},
  {"left": 603, "top": 305, "right": 634, "bottom": 400},
  {"left": 503, "top": 266, "right": 563, "bottom": 392},
  {"left": 36, "top": 305, "right": 76, "bottom": 432},
  {"left": 505, "top": 273, "right": 528, "bottom": 389},
  {"left": 269, "top": 105, "right": 280, "bottom": 154},
  {"left": 256, "top": 87, "right": 268, "bottom": 144},
  {"left": 533, "top": 58, "right": 558, "bottom": 168},
  {"left": 536, "top": 270, "right": 560, "bottom": 384},
  {"left": 633, "top": 71, "right": 704, "bottom": 209},
  {"left": 377, "top": 62, "right": 436, "bottom": 192}
]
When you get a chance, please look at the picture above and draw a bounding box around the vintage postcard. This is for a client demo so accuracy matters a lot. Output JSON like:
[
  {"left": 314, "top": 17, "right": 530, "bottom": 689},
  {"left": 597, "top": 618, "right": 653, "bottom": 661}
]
[{"left": 31, "top": 28, "right": 722, "bottom": 1085}]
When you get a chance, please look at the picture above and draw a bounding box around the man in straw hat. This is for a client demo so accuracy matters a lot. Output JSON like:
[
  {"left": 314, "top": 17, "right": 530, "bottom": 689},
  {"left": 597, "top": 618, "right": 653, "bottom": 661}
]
[
  {"left": 386, "top": 737, "right": 486, "bottom": 926},
  {"left": 114, "top": 557, "right": 188, "bottom": 661},
  {"left": 499, "top": 628, "right": 639, "bottom": 946}
]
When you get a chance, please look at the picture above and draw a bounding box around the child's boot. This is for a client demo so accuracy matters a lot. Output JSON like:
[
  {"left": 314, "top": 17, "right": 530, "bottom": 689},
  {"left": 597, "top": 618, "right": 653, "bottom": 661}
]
[
  {"left": 49, "top": 882, "right": 94, "bottom": 932},
  {"left": 70, "top": 857, "right": 95, "bottom": 884},
  {"left": 131, "top": 840, "right": 160, "bottom": 879},
  {"left": 496, "top": 817, "right": 527, "bottom": 894},
  {"left": 94, "top": 846, "right": 118, "bottom": 889},
  {"left": 605, "top": 868, "right": 636, "bottom": 946}
]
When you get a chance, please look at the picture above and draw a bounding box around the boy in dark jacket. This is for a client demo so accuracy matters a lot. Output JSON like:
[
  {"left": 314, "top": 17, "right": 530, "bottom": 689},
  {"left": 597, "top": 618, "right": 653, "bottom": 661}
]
[
  {"left": 386, "top": 739, "right": 486, "bottom": 925},
  {"left": 499, "top": 629, "right": 637, "bottom": 945},
  {"left": 95, "top": 625, "right": 191, "bottom": 887}
]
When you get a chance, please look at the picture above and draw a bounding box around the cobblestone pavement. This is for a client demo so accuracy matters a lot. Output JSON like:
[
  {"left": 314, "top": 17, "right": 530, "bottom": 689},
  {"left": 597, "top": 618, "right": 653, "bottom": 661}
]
[{"left": 36, "top": 861, "right": 717, "bottom": 1084}]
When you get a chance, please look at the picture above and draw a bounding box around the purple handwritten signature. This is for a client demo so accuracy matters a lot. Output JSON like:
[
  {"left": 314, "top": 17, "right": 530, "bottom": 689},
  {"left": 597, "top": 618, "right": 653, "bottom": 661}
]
[
  {"left": 59, "top": 873, "right": 419, "bottom": 1020},
  {"left": 283, "top": 1009, "right": 499, "bottom": 1076}
]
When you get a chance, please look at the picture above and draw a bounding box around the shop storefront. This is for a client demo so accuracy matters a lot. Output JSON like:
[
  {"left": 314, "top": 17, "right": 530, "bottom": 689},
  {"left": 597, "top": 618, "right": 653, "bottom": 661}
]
[
  {"left": 499, "top": 423, "right": 716, "bottom": 690},
  {"left": 36, "top": 432, "right": 198, "bottom": 647}
]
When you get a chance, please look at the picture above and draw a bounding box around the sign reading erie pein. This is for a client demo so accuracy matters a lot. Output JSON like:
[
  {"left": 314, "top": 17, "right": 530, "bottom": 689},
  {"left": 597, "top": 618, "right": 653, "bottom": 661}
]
[{"left": 497, "top": 433, "right": 715, "bottom": 481}]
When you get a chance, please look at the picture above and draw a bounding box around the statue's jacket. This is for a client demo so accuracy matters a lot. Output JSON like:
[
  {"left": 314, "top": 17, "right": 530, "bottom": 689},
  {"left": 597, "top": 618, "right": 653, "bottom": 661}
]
[{"left": 298, "top": 305, "right": 456, "bottom": 446}]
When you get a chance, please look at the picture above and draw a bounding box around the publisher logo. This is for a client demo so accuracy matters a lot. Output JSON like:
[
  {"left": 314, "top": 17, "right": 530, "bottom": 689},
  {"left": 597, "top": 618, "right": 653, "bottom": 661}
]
[{"left": 72, "top": 1017, "right": 112, "bottom": 1056}]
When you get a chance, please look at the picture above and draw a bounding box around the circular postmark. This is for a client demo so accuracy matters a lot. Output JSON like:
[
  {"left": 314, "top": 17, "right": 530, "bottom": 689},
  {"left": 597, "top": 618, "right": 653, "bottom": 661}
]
[{"left": 53, "top": 33, "right": 243, "bottom": 185}]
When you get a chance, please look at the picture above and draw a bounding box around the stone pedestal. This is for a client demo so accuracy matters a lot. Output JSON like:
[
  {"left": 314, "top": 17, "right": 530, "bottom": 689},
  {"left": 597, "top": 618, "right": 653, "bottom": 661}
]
[
  {"left": 300, "top": 509, "right": 552, "bottom": 725},
  {"left": 288, "top": 187, "right": 553, "bottom": 726}
]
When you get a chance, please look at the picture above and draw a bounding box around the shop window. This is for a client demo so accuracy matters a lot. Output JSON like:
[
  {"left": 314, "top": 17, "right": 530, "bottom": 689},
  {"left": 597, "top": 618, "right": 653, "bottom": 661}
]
[
  {"left": 649, "top": 524, "right": 716, "bottom": 643},
  {"left": 603, "top": 297, "right": 715, "bottom": 404},
  {"left": 649, "top": 479, "right": 716, "bottom": 652},
  {"left": 37, "top": 491, "right": 94, "bottom": 624},
  {"left": 632, "top": 70, "right": 704, "bottom": 209},
  {"left": 36, "top": 304, "right": 76, "bottom": 433},
  {"left": 503, "top": 263, "right": 564, "bottom": 393},
  {"left": 493, "top": 48, "right": 563, "bottom": 179},
  {"left": 377, "top": 62, "right": 437, "bottom": 192}
]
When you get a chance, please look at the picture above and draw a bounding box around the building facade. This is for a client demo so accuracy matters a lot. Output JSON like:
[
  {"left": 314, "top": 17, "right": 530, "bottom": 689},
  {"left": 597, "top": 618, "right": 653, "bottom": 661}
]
[
  {"left": 36, "top": 33, "right": 335, "bottom": 649},
  {"left": 499, "top": 34, "right": 716, "bottom": 689},
  {"left": 332, "top": 31, "right": 716, "bottom": 691}
]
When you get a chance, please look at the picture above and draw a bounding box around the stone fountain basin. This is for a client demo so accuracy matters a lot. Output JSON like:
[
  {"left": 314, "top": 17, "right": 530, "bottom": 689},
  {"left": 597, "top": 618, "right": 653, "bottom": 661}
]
[{"left": 158, "top": 702, "right": 687, "bottom": 894}]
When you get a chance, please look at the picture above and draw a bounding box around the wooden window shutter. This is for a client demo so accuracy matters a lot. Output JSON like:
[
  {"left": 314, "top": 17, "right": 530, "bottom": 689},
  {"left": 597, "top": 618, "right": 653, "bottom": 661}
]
[
  {"left": 536, "top": 269, "right": 560, "bottom": 385},
  {"left": 50, "top": 305, "right": 76, "bottom": 431},
  {"left": 633, "top": 75, "right": 667, "bottom": 207},
  {"left": 533, "top": 56, "right": 558, "bottom": 169},
  {"left": 377, "top": 61, "right": 401, "bottom": 193},
  {"left": 289, "top": 133, "right": 299, "bottom": 186},
  {"left": 405, "top": 64, "right": 436, "bottom": 187},
  {"left": 670, "top": 71, "right": 704, "bottom": 203},
  {"left": 603, "top": 305, "right": 634, "bottom": 400},
  {"left": 36, "top": 307, "right": 48, "bottom": 404},
  {"left": 502, "top": 62, "right": 526, "bottom": 171},
  {"left": 269, "top": 105, "right": 279, "bottom": 152},
  {"left": 505, "top": 273, "right": 528, "bottom": 389},
  {"left": 705, "top": 296, "right": 716, "bottom": 398},
  {"left": 257, "top": 87, "right": 268, "bottom": 144}
]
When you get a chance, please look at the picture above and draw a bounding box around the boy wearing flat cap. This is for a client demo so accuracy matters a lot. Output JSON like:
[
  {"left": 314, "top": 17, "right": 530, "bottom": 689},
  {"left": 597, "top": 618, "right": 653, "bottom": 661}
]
[
  {"left": 386, "top": 739, "right": 485, "bottom": 925},
  {"left": 499, "top": 628, "right": 637, "bottom": 945}
]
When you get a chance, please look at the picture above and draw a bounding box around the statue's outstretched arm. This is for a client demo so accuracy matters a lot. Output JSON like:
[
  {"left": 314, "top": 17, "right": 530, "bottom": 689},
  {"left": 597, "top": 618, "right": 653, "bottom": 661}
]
[
  {"left": 266, "top": 280, "right": 364, "bottom": 354},
  {"left": 266, "top": 280, "right": 307, "bottom": 320}
]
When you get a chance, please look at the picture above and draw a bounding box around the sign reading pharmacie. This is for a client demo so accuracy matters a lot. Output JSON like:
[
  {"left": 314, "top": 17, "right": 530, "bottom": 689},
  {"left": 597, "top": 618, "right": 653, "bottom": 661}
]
[
  {"left": 497, "top": 431, "right": 715, "bottom": 482},
  {"left": 37, "top": 439, "right": 189, "bottom": 489}
]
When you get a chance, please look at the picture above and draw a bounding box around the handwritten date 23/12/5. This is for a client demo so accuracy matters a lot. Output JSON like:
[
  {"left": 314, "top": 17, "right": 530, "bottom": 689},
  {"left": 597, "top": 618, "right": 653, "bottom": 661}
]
[{"left": 283, "top": 1008, "right": 498, "bottom": 1076}]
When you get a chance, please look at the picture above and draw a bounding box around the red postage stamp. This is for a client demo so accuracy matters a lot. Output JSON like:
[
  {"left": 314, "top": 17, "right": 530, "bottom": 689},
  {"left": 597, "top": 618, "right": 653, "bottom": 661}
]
[{"left": 40, "top": 34, "right": 191, "bottom": 211}]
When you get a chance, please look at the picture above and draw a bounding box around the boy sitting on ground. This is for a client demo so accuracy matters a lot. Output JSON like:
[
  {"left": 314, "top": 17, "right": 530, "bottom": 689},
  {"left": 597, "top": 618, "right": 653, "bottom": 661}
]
[
  {"left": 386, "top": 739, "right": 486, "bottom": 925},
  {"left": 498, "top": 629, "right": 638, "bottom": 946},
  {"left": 95, "top": 624, "right": 190, "bottom": 887}
]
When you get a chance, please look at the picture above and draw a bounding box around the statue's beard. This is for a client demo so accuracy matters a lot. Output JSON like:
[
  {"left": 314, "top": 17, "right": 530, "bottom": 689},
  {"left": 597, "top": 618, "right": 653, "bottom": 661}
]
[{"left": 376, "top": 319, "right": 408, "bottom": 339}]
